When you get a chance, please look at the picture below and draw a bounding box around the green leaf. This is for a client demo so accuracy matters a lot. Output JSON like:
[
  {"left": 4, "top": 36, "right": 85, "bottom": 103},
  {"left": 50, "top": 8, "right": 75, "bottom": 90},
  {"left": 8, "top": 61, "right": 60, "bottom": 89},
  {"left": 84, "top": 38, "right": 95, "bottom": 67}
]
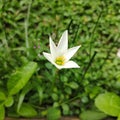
[
  {"left": 17, "top": 83, "right": 32, "bottom": 112},
  {"left": 17, "top": 93, "right": 25, "bottom": 112},
  {"left": 68, "top": 82, "right": 79, "bottom": 89},
  {"left": 95, "top": 92, "right": 120, "bottom": 116},
  {"left": 47, "top": 107, "right": 61, "bottom": 120},
  {"left": 64, "top": 87, "right": 72, "bottom": 95},
  {"left": 0, "top": 91, "right": 6, "bottom": 101},
  {"left": 7, "top": 62, "right": 37, "bottom": 95},
  {"left": 0, "top": 105, "right": 5, "bottom": 120},
  {"left": 5, "top": 96, "right": 14, "bottom": 107},
  {"left": 51, "top": 93, "right": 58, "bottom": 101},
  {"left": 53, "top": 102, "right": 59, "bottom": 107},
  {"left": 117, "top": 113, "right": 120, "bottom": 120},
  {"left": 80, "top": 110, "right": 107, "bottom": 120},
  {"left": 33, "top": 81, "right": 43, "bottom": 104},
  {"left": 62, "top": 103, "right": 69, "bottom": 115},
  {"left": 17, "top": 103, "right": 37, "bottom": 117}
]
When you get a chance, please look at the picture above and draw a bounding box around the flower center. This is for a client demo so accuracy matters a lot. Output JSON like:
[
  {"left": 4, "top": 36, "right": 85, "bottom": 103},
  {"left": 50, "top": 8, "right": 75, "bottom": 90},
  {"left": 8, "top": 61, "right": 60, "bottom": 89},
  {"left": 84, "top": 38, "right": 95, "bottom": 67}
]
[{"left": 55, "top": 56, "right": 65, "bottom": 65}]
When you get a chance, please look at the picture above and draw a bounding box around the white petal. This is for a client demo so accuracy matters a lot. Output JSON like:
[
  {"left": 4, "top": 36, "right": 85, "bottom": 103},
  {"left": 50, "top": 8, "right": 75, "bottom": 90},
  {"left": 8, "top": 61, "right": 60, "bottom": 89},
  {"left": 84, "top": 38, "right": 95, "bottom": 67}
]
[
  {"left": 57, "top": 30, "right": 68, "bottom": 54},
  {"left": 43, "top": 52, "right": 62, "bottom": 69},
  {"left": 53, "top": 61, "right": 80, "bottom": 69},
  {"left": 64, "top": 45, "right": 81, "bottom": 61},
  {"left": 43, "top": 52, "right": 54, "bottom": 64},
  {"left": 63, "top": 61, "right": 80, "bottom": 69},
  {"left": 54, "top": 64, "right": 63, "bottom": 70},
  {"left": 49, "top": 36, "right": 57, "bottom": 59}
]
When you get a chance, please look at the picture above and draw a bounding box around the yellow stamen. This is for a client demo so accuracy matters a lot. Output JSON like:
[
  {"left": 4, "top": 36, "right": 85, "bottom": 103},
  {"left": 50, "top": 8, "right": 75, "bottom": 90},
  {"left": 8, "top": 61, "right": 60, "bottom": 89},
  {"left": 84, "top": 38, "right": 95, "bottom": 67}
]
[{"left": 55, "top": 56, "right": 65, "bottom": 65}]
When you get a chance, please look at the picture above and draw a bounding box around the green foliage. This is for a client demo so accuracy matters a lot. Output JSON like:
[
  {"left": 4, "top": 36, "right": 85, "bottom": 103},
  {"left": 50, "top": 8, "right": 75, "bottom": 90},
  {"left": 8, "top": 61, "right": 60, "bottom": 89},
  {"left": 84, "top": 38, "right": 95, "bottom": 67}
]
[
  {"left": 95, "top": 92, "right": 120, "bottom": 117},
  {"left": 17, "top": 82, "right": 32, "bottom": 111},
  {"left": 17, "top": 103, "right": 37, "bottom": 117},
  {"left": 7, "top": 61, "right": 37, "bottom": 95},
  {"left": 61, "top": 103, "right": 70, "bottom": 115},
  {"left": 0, "top": 0, "right": 120, "bottom": 119},
  {"left": 47, "top": 107, "right": 61, "bottom": 120},
  {"left": 0, "top": 91, "right": 6, "bottom": 101},
  {"left": 4, "top": 96, "right": 14, "bottom": 107},
  {"left": 117, "top": 114, "right": 120, "bottom": 120},
  {"left": 0, "top": 105, "right": 5, "bottom": 120},
  {"left": 67, "top": 82, "right": 79, "bottom": 89},
  {"left": 0, "top": 61, "right": 37, "bottom": 119},
  {"left": 80, "top": 110, "right": 107, "bottom": 120}
]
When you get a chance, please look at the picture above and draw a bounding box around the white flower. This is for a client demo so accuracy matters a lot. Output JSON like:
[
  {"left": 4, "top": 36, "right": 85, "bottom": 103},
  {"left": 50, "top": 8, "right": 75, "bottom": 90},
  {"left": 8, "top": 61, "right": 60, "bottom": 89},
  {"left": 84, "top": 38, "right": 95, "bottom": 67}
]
[
  {"left": 43, "top": 30, "right": 81, "bottom": 69},
  {"left": 117, "top": 49, "right": 120, "bottom": 58}
]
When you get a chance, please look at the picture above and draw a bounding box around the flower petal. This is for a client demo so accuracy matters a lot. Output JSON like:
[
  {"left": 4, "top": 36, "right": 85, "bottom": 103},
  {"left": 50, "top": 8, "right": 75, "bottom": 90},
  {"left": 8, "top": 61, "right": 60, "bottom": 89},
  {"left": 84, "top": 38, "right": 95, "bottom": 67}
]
[
  {"left": 57, "top": 30, "right": 68, "bottom": 54},
  {"left": 53, "top": 64, "right": 63, "bottom": 70},
  {"left": 49, "top": 36, "right": 57, "bottom": 59},
  {"left": 43, "top": 52, "right": 54, "bottom": 64},
  {"left": 43, "top": 52, "right": 62, "bottom": 69},
  {"left": 64, "top": 45, "right": 81, "bottom": 61},
  {"left": 63, "top": 61, "right": 80, "bottom": 69},
  {"left": 53, "top": 61, "right": 80, "bottom": 69}
]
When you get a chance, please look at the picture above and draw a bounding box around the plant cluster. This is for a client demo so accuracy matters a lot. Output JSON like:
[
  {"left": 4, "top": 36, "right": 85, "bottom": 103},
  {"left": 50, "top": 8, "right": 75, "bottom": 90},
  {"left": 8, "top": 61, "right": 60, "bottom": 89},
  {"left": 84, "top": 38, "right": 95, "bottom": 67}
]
[{"left": 0, "top": 0, "right": 120, "bottom": 120}]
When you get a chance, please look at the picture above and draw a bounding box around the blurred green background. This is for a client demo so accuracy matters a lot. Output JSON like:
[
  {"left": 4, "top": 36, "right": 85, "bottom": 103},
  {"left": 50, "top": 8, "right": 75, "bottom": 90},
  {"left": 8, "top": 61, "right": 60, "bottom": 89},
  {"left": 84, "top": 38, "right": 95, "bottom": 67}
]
[{"left": 0, "top": 0, "right": 120, "bottom": 119}]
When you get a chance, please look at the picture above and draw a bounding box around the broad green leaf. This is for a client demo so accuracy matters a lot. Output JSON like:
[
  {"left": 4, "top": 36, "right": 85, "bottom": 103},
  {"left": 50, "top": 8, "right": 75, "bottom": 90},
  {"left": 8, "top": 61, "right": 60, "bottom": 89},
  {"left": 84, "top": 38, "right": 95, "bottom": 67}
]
[
  {"left": 95, "top": 92, "right": 120, "bottom": 116},
  {"left": 7, "top": 62, "right": 37, "bottom": 95},
  {"left": 5, "top": 96, "right": 14, "bottom": 107},
  {"left": 17, "top": 103, "right": 37, "bottom": 117},
  {"left": 47, "top": 107, "right": 61, "bottom": 120},
  {"left": 117, "top": 113, "right": 120, "bottom": 120},
  {"left": 0, "top": 91, "right": 6, "bottom": 101},
  {"left": 80, "top": 110, "right": 107, "bottom": 120},
  {"left": 0, "top": 105, "right": 5, "bottom": 120}
]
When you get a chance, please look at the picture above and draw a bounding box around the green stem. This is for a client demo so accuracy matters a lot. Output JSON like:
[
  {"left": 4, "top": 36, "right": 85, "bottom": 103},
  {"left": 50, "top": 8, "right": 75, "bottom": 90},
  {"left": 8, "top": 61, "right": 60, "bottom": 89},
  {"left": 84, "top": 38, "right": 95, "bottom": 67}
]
[
  {"left": 89, "top": 10, "right": 102, "bottom": 59},
  {"left": 60, "top": 94, "right": 81, "bottom": 105},
  {"left": 25, "top": 0, "right": 32, "bottom": 57},
  {"left": 82, "top": 51, "right": 97, "bottom": 79}
]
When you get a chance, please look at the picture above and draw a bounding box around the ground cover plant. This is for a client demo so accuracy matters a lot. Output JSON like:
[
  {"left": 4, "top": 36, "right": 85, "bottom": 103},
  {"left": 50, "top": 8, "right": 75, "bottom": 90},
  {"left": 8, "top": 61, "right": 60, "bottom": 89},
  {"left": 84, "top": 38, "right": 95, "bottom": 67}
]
[{"left": 0, "top": 0, "right": 120, "bottom": 120}]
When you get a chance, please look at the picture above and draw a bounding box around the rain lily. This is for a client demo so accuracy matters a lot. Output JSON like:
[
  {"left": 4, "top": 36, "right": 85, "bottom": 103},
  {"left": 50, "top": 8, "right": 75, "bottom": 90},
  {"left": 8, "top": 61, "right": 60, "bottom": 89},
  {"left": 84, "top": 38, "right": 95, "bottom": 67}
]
[{"left": 43, "top": 30, "right": 81, "bottom": 69}]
